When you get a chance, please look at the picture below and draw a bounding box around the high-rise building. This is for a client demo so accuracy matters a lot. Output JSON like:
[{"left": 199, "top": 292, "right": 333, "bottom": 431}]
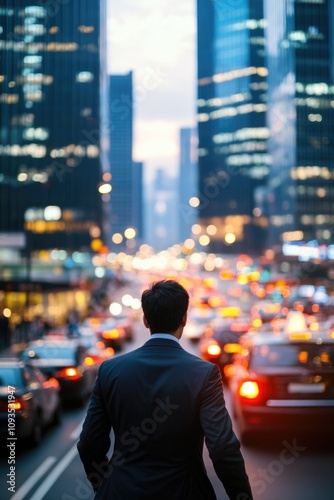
[
  {"left": 108, "top": 72, "right": 134, "bottom": 247},
  {"left": 197, "top": 0, "right": 269, "bottom": 255},
  {"left": 265, "top": 0, "right": 334, "bottom": 250},
  {"left": 178, "top": 127, "right": 198, "bottom": 243},
  {"left": 132, "top": 161, "right": 144, "bottom": 243},
  {"left": 0, "top": 1, "right": 107, "bottom": 252},
  {"left": 145, "top": 169, "right": 179, "bottom": 251}
]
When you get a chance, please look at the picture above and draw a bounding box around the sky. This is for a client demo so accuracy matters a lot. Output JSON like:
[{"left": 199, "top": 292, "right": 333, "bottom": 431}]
[{"left": 106, "top": 0, "right": 197, "bottom": 182}]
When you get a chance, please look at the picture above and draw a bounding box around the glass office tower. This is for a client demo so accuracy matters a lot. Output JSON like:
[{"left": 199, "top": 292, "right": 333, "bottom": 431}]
[
  {"left": 0, "top": 1, "right": 106, "bottom": 252},
  {"left": 265, "top": 0, "right": 334, "bottom": 250},
  {"left": 108, "top": 72, "right": 134, "bottom": 246},
  {"left": 197, "top": 0, "right": 269, "bottom": 254}
]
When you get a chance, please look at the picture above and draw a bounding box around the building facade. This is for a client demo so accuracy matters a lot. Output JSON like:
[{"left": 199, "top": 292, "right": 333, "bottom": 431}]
[
  {"left": 0, "top": 1, "right": 106, "bottom": 253},
  {"left": 108, "top": 72, "right": 135, "bottom": 248},
  {"left": 265, "top": 0, "right": 334, "bottom": 250},
  {"left": 197, "top": 0, "right": 269, "bottom": 255},
  {"left": 178, "top": 127, "right": 198, "bottom": 244},
  {"left": 132, "top": 160, "right": 144, "bottom": 243}
]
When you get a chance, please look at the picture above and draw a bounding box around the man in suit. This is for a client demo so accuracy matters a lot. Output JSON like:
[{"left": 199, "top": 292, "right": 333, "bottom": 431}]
[{"left": 77, "top": 280, "right": 253, "bottom": 499}]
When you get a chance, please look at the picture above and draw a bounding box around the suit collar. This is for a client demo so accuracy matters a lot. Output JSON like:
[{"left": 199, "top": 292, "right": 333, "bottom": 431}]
[{"left": 143, "top": 337, "right": 183, "bottom": 349}]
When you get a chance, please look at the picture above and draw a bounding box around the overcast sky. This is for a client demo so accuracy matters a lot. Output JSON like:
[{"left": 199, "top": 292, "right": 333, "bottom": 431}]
[{"left": 107, "top": 0, "right": 197, "bottom": 182}]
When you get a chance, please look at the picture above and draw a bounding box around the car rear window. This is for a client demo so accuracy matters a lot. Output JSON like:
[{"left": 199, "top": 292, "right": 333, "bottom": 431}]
[
  {"left": 0, "top": 367, "right": 23, "bottom": 387},
  {"left": 251, "top": 343, "right": 334, "bottom": 368}
]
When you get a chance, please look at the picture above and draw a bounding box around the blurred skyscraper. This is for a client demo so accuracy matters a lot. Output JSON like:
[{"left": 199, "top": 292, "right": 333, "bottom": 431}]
[
  {"left": 178, "top": 127, "right": 198, "bottom": 243},
  {"left": 145, "top": 169, "right": 178, "bottom": 251},
  {"left": 108, "top": 72, "right": 137, "bottom": 249},
  {"left": 196, "top": 0, "right": 268, "bottom": 255},
  {"left": 265, "top": 0, "right": 334, "bottom": 250},
  {"left": 197, "top": 0, "right": 334, "bottom": 256},
  {"left": 0, "top": 1, "right": 107, "bottom": 252},
  {"left": 132, "top": 160, "right": 144, "bottom": 243}
]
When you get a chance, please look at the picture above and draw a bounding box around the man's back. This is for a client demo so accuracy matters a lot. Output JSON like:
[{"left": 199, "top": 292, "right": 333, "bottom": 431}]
[{"left": 77, "top": 280, "right": 253, "bottom": 500}]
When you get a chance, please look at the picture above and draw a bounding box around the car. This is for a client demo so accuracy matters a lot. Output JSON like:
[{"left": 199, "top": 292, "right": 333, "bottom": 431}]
[
  {"left": 0, "top": 359, "right": 62, "bottom": 446},
  {"left": 84, "top": 316, "right": 126, "bottom": 351},
  {"left": 74, "top": 325, "right": 115, "bottom": 362},
  {"left": 229, "top": 312, "right": 334, "bottom": 444},
  {"left": 20, "top": 339, "right": 98, "bottom": 405},
  {"left": 183, "top": 307, "right": 216, "bottom": 341},
  {"left": 198, "top": 317, "right": 252, "bottom": 379},
  {"left": 96, "top": 318, "right": 126, "bottom": 351},
  {"left": 111, "top": 313, "right": 135, "bottom": 342}
]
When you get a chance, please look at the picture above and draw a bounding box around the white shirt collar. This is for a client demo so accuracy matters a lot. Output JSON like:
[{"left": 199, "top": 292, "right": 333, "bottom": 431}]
[{"left": 149, "top": 333, "right": 179, "bottom": 343}]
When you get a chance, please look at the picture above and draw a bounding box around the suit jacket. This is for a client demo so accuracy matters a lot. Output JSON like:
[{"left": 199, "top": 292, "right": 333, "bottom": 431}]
[{"left": 77, "top": 338, "right": 252, "bottom": 500}]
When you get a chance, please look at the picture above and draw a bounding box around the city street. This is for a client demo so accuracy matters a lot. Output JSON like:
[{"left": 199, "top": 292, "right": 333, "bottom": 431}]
[{"left": 1, "top": 311, "right": 334, "bottom": 500}]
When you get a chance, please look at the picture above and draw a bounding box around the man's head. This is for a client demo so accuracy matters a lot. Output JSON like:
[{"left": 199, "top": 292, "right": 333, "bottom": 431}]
[{"left": 141, "top": 280, "right": 189, "bottom": 335}]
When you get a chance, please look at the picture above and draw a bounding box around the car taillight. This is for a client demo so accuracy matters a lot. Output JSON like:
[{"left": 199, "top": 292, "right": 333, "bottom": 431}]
[
  {"left": 6, "top": 397, "right": 29, "bottom": 412},
  {"left": 56, "top": 367, "right": 82, "bottom": 380},
  {"left": 239, "top": 381, "right": 260, "bottom": 399},
  {"left": 207, "top": 343, "right": 221, "bottom": 357}
]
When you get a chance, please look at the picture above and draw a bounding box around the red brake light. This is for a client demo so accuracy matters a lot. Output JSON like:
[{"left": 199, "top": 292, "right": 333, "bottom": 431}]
[
  {"left": 57, "top": 367, "right": 82, "bottom": 380},
  {"left": 239, "top": 381, "right": 260, "bottom": 399}
]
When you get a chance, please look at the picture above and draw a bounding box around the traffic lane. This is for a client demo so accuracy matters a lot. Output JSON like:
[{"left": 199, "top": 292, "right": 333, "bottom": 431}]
[
  {"left": 0, "top": 402, "right": 88, "bottom": 500},
  {"left": 238, "top": 431, "right": 334, "bottom": 500},
  {"left": 38, "top": 393, "right": 334, "bottom": 499},
  {"left": 3, "top": 324, "right": 334, "bottom": 500}
]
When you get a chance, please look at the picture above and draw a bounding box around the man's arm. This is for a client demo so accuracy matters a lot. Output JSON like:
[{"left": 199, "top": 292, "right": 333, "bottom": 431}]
[
  {"left": 77, "top": 365, "right": 112, "bottom": 491},
  {"left": 199, "top": 363, "right": 253, "bottom": 500}
]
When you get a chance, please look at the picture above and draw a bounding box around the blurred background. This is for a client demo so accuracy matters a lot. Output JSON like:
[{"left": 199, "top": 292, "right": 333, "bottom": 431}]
[
  {"left": 1, "top": 3, "right": 334, "bottom": 499},
  {"left": 1, "top": 0, "right": 334, "bottom": 330}
]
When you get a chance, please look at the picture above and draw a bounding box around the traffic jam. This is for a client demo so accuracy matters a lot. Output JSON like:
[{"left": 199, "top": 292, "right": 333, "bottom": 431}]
[{"left": 1, "top": 253, "right": 334, "bottom": 498}]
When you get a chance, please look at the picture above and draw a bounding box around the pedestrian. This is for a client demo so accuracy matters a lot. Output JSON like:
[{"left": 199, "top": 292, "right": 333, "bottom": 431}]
[{"left": 77, "top": 279, "right": 253, "bottom": 499}]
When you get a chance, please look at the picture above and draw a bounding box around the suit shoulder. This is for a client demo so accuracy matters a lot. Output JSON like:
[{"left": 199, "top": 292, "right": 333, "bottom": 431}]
[
  {"left": 99, "top": 346, "right": 141, "bottom": 371},
  {"left": 181, "top": 348, "right": 219, "bottom": 372}
]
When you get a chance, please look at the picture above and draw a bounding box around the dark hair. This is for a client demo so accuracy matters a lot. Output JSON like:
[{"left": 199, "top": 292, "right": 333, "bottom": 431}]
[{"left": 141, "top": 280, "right": 189, "bottom": 334}]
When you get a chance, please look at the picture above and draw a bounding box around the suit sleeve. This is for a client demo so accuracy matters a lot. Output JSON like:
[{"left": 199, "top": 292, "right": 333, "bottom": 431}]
[
  {"left": 77, "top": 364, "right": 112, "bottom": 492},
  {"left": 199, "top": 363, "right": 253, "bottom": 500}
]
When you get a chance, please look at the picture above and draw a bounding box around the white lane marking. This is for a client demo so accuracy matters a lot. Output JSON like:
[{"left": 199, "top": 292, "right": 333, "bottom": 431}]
[
  {"left": 29, "top": 443, "right": 78, "bottom": 500},
  {"left": 11, "top": 456, "right": 57, "bottom": 500},
  {"left": 70, "top": 419, "right": 85, "bottom": 441}
]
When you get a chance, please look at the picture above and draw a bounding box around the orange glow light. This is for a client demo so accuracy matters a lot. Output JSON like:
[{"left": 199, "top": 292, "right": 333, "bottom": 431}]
[
  {"left": 84, "top": 356, "right": 95, "bottom": 366},
  {"left": 102, "top": 329, "right": 120, "bottom": 339},
  {"left": 207, "top": 344, "right": 221, "bottom": 357}
]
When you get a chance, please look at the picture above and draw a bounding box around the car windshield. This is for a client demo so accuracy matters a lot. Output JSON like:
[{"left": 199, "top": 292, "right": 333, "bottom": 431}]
[
  {"left": 251, "top": 343, "right": 334, "bottom": 368},
  {"left": 0, "top": 367, "right": 23, "bottom": 387},
  {"left": 22, "top": 345, "right": 76, "bottom": 361}
]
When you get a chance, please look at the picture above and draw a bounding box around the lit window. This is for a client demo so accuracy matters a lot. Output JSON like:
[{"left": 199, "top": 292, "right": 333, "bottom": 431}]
[{"left": 76, "top": 71, "right": 94, "bottom": 83}]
